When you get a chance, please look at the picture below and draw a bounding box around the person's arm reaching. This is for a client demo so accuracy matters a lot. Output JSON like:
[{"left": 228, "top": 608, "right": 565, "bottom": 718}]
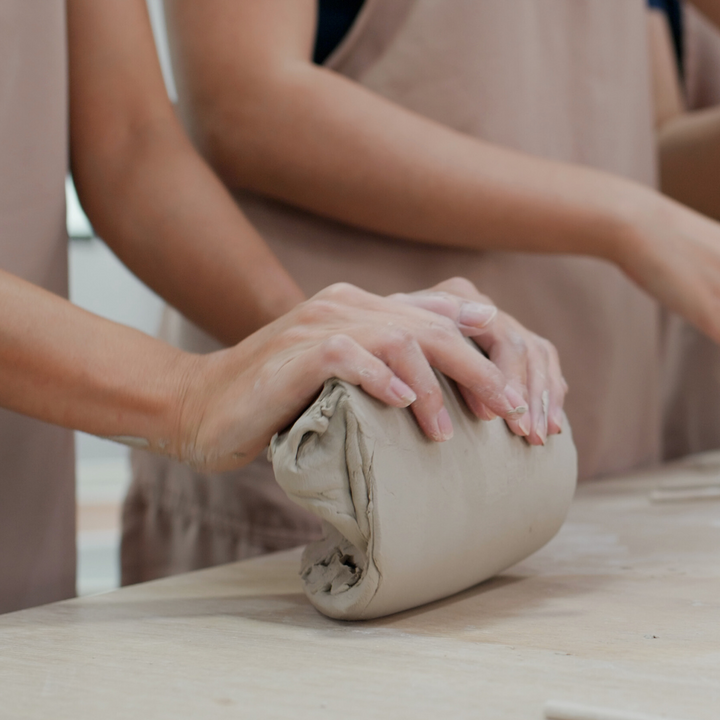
[
  {"left": 163, "top": 0, "right": 633, "bottom": 259},
  {"left": 163, "top": 0, "right": 720, "bottom": 345},
  {"left": 0, "top": 271, "right": 545, "bottom": 470},
  {"left": 68, "top": 0, "right": 304, "bottom": 348}
]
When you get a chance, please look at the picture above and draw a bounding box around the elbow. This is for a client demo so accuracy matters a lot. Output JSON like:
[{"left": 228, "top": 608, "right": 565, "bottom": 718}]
[
  {"left": 179, "top": 98, "right": 238, "bottom": 185},
  {"left": 70, "top": 111, "right": 184, "bottom": 227},
  {"left": 176, "top": 66, "right": 312, "bottom": 191}
]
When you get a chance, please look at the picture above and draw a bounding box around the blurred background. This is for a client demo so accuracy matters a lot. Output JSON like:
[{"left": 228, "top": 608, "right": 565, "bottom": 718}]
[{"left": 71, "top": 0, "right": 174, "bottom": 596}]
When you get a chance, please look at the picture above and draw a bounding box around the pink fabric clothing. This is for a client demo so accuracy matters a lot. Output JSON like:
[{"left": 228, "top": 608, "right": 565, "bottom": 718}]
[
  {"left": 0, "top": 1, "right": 75, "bottom": 613},
  {"left": 124, "top": 0, "right": 664, "bottom": 584}
]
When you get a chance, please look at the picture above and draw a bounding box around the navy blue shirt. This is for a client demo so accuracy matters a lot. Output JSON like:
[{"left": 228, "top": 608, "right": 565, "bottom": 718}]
[
  {"left": 314, "top": 1, "right": 684, "bottom": 70},
  {"left": 648, "top": 0, "right": 684, "bottom": 71},
  {"left": 313, "top": 0, "right": 365, "bottom": 64}
]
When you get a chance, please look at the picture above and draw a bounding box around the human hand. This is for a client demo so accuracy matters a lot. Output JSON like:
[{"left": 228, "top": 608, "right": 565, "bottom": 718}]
[
  {"left": 617, "top": 192, "right": 720, "bottom": 346},
  {"left": 389, "top": 277, "right": 568, "bottom": 446},
  {"left": 174, "top": 283, "right": 531, "bottom": 471}
]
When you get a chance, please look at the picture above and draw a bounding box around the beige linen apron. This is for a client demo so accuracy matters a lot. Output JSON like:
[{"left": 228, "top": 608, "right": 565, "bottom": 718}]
[
  {"left": 0, "top": 1, "right": 75, "bottom": 612},
  {"left": 123, "top": 0, "right": 661, "bottom": 584}
]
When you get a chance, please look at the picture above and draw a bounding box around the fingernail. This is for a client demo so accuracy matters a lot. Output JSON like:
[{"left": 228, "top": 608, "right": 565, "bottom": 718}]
[
  {"left": 479, "top": 406, "right": 497, "bottom": 421},
  {"left": 389, "top": 377, "right": 417, "bottom": 406},
  {"left": 435, "top": 407, "right": 454, "bottom": 441},
  {"left": 551, "top": 408, "right": 564, "bottom": 432},
  {"left": 458, "top": 303, "right": 497, "bottom": 329},
  {"left": 535, "top": 417, "right": 547, "bottom": 445},
  {"left": 516, "top": 413, "right": 531, "bottom": 436},
  {"left": 504, "top": 385, "right": 528, "bottom": 416}
]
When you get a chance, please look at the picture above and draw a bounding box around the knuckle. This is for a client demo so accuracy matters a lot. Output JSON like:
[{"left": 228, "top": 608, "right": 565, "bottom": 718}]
[
  {"left": 320, "top": 282, "right": 364, "bottom": 303},
  {"left": 507, "top": 330, "right": 529, "bottom": 356},
  {"left": 430, "top": 315, "right": 458, "bottom": 339},
  {"left": 320, "top": 333, "right": 356, "bottom": 365},
  {"left": 443, "top": 276, "right": 478, "bottom": 296},
  {"left": 411, "top": 372, "right": 443, "bottom": 403},
  {"left": 423, "top": 384, "right": 444, "bottom": 407},
  {"left": 385, "top": 326, "right": 415, "bottom": 351}
]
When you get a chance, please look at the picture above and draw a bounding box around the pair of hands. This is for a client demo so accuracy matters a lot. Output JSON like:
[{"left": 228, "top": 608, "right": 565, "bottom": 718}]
[{"left": 177, "top": 278, "right": 566, "bottom": 472}]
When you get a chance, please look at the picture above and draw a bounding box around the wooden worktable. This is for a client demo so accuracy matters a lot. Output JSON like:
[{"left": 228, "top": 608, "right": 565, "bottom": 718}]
[{"left": 1, "top": 454, "right": 719, "bottom": 719}]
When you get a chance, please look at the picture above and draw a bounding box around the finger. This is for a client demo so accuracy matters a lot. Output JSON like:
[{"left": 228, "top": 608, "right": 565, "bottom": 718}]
[
  {"left": 314, "top": 334, "right": 418, "bottom": 409},
  {"left": 458, "top": 386, "right": 497, "bottom": 421},
  {"left": 423, "top": 280, "right": 500, "bottom": 334},
  {"left": 373, "top": 328, "right": 453, "bottom": 442},
  {"left": 389, "top": 292, "right": 498, "bottom": 336},
  {"left": 545, "top": 342, "right": 567, "bottom": 435},
  {"left": 417, "top": 324, "right": 530, "bottom": 435},
  {"left": 242, "top": 334, "right": 419, "bottom": 459},
  {"left": 470, "top": 320, "right": 532, "bottom": 436},
  {"left": 525, "top": 353, "right": 549, "bottom": 446}
]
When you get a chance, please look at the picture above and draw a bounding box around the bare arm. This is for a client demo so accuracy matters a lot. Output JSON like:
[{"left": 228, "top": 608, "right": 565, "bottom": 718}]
[
  {"left": 164, "top": 0, "right": 640, "bottom": 261},
  {"left": 163, "top": 0, "right": 720, "bottom": 346},
  {"left": 68, "top": 0, "right": 304, "bottom": 348},
  {"left": 0, "top": 268, "right": 189, "bottom": 448},
  {"left": 0, "top": 269, "right": 539, "bottom": 470}
]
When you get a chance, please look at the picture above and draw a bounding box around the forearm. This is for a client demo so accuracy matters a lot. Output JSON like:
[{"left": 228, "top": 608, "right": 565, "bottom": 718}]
[
  {"left": 72, "top": 120, "right": 304, "bottom": 347},
  {"left": 68, "top": 0, "right": 304, "bottom": 348},
  {"left": 0, "top": 268, "right": 192, "bottom": 451},
  {"left": 189, "top": 63, "right": 650, "bottom": 263},
  {"left": 659, "top": 105, "right": 720, "bottom": 222}
]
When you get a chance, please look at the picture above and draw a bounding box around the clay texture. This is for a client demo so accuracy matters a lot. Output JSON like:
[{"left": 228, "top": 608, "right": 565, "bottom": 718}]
[{"left": 270, "top": 374, "right": 577, "bottom": 620}]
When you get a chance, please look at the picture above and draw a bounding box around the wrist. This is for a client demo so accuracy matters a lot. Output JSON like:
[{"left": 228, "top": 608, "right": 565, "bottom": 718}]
[
  {"left": 590, "top": 180, "right": 664, "bottom": 271},
  {"left": 98, "top": 346, "right": 202, "bottom": 460},
  {"left": 110, "top": 348, "right": 206, "bottom": 463},
  {"left": 159, "top": 349, "right": 208, "bottom": 464}
]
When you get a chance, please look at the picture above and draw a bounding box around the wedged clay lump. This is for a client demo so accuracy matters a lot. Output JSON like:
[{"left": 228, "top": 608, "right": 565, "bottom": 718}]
[{"left": 270, "top": 375, "right": 577, "bottom": 620}]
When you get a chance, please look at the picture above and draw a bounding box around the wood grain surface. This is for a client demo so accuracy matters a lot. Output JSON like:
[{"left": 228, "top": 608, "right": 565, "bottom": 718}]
[{"left": 1, "top": 453, "right": 719, "bottom": 719}]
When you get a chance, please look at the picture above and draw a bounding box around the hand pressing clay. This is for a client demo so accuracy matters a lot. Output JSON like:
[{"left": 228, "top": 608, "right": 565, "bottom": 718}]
[{"left": 270, "top": 374, "right": 577, "bottom": 621}]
